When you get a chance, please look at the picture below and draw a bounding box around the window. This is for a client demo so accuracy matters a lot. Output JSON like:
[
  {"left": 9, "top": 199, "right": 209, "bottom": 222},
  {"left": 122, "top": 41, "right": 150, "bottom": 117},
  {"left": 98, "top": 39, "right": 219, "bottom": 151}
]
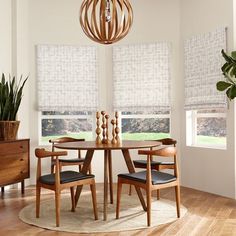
[
  {"left": 184, "top": 28, "right": 227, "bottom": 149},
  {"left": 39, "top": 111, "right": 93, "bottom": 145},
  {"left": 113, "top": 43, "right": 171, "bottom": 141},
  {"left": 36, "top": 45, "right": 98, "bottom": 145},
  {"left": 186, "top": 109, "right": 226, "bottom": 148},
  {"left": 121, "top": 111, "right": 170, "bottom": 140}
]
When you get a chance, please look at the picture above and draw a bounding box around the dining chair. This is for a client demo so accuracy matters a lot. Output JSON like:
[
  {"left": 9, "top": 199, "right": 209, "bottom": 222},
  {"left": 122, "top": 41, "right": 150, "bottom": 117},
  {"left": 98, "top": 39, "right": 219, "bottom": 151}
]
[
  {"left": 35, "top": 148, "right": 98, "bottom": 227},
  {"left": 49, "top": 137, "right": 91, "bottom": 174},
  {"left": 116, "top": 146, "right": 180, "bottom": 226},
  {"left": 130, "top": 138, "right": 177, "bottom": 199},
  {"left": 50, "top": 137, "right": 113, "bottom": 205}
]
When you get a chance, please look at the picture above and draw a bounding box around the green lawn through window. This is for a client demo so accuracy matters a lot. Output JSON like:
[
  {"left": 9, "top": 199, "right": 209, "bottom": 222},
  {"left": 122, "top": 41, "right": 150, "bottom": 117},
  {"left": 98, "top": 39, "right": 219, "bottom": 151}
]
[
  {"left": 41, "top": 132, "right": 169, "bottom": 144},
  {"left": 41, "top": 133, "right": 226, "bottom": 147},
  {"left": 122, "top": 132, "right": 170, "bottom": 140},
  {"left": 197, "top": 135, "right": 226, "bottom": 146}
]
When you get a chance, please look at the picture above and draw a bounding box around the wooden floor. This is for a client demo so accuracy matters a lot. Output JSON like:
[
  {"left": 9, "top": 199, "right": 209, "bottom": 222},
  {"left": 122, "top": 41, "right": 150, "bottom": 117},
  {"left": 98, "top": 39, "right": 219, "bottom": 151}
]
[{"left": 0, "top": 184, "right": 235, "bottom": 236}]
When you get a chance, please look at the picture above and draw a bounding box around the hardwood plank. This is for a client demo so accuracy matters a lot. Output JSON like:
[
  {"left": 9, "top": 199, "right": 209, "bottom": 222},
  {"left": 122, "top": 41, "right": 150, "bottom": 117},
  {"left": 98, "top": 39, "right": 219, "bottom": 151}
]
[{"left": 220, "top": 220, "right": 236, "bottom": 236}]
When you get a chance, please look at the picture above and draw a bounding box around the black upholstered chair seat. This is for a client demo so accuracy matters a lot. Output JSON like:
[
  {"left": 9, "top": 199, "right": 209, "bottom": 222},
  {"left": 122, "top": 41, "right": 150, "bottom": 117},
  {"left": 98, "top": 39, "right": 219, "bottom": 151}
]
[
  {"left": 39, "top": 171, "right": 94, "bottom": 185},
  {"left": 133, "top": 160, "right": 174, "bottom": 166},
  {"left": 59, "top": 158, "right": 85, "bottom": 163},
  {"left": 118, "top": 170, "right": 176, "bottom": 185}
]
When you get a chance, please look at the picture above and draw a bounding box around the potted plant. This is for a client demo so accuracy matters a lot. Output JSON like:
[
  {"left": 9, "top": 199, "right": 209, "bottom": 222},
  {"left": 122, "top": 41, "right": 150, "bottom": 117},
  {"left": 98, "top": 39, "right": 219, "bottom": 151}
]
[
  {"left": 216, "top": 49, "right": 236, "bottom": 100},
  {"left": 0, "top": 73, "right": 28, "bottom": 140}
]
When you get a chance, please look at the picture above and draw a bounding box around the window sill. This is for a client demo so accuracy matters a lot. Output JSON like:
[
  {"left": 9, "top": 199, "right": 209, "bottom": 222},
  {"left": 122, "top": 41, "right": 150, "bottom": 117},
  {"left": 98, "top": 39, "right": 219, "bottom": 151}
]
[{"left": 186, "top": 144, "right": 227, "bottom": 150}]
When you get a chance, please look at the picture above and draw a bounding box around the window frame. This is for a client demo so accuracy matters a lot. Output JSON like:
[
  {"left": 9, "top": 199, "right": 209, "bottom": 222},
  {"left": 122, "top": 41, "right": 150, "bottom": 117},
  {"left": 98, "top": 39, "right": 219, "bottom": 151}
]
[
  {"left": 38, "top": 111, "right": 172, "bottom": 144},
  {"left": 186, "top": 110, "right": 226, "bottom": 149},
  {"left": 38, "top": 111, "right": 94, "bottom": 146}
]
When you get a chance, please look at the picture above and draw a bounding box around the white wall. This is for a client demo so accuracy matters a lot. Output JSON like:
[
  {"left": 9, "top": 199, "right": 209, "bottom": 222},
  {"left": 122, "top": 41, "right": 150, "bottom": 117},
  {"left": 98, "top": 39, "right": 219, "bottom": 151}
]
[
  {"left": 0, "top": 0, "right": 12, "bottom": 74},
  {"left": 180, "top": 0, "right": 235, "bottom": 198},
  {"left": 13, "top": 0, "right": 30, "bottom": 139},
  {"left": 0, "top": 0, "right": 30, "bottom": 138}
]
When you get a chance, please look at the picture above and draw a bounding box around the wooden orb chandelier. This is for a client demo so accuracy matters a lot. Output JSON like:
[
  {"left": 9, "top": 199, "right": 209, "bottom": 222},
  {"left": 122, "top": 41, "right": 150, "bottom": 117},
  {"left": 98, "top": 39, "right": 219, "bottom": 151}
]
[{"left": 80, "top": 0, "right": 133, "bottom": 44}]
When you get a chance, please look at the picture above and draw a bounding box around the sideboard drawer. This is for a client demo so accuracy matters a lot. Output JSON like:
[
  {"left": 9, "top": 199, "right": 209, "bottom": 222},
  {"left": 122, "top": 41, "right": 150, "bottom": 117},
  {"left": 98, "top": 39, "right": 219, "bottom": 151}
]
[
  {"left": 0, "top": 165, "right": 29, "bottom": 186},
  {"left": 0, "top": 139, "right": 30, "bottom": 189},
  {"left": 0, "top": 153, "right": 28, "bottom": 170},
  {"left": 0, "top": 140, "right": 28, "bottom": 155}
]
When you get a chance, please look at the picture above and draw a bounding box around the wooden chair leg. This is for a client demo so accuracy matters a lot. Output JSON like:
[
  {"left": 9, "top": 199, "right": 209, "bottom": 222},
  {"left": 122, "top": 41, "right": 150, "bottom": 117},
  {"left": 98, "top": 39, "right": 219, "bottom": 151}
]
[
  {"left": 90, "top": 181, "right": 98, "bottom": 220},
  {"left": 156, "top": 165, "right": 160, "bottom": 200},
  {"left": 51, "top": 164, "right": 54, "bottom": 174},
  {"left": 55, "top": 190, "right": 61, "bottom": 227},
  {"left": 70, "top": 187, "right": 75, "bottom": 212},
  {"left": 175, "top": 185, "right": 180, "bottom": 218},
  {"left": 88, "top": 165, "right": 92, "bottom": 174},
  {"left": 146, "top": 188, "right": 152, "bottom": 227},
  {"left": 59, "top": 163, "right": 62, "bottom": 172},
  {"left": 36, "top": 185, "right": 41, "bottom": 218},
  {"left": 128, "top": 185, "right": 132, "bottom": 196},
  {"left": 116, "top": 178, "right": 122, "bottom": 219},
  {"left": 156, "top": 189, "right": 160, "bottom": 200}
]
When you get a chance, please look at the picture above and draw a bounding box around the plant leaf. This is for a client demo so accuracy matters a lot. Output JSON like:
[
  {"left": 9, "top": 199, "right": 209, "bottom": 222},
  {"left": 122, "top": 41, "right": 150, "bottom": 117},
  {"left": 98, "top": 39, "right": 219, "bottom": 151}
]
[
  {"left": 0, "top": 73, "right": 28, "bottom": 120},
  {"left": 2, "top": 96, "right": 10, "bottom": 120},
  {"left": 226, "top": 86, "right": 236, "bottom": 100},
  {"left": 216, "top": 81, "right": 232, "bottom": 91},
  {"left": 222, "top": 49, "right": 233, "bottom": 63},
  {"left": 231, "top": 51, "right": 236, "bottom": 60}
]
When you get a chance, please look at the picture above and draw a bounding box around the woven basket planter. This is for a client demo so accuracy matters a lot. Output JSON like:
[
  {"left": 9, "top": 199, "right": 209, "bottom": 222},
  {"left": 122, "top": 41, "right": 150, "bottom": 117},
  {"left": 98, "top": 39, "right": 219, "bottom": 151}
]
[{"left": 0, "top": 121, "right": 20, "bottom": 141}]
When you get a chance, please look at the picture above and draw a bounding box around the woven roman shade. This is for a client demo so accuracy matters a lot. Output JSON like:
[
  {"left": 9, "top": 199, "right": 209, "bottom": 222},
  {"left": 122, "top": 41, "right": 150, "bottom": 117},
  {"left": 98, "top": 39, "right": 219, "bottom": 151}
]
[
  {"left": 37, "top": 45, "right": 98, "bottom": 111},
  {"left": 184, "top": 27, "right": 227, "bottom": 110},
  {"left": 113, "top": 43, "right": 171, "bottom": 112}
]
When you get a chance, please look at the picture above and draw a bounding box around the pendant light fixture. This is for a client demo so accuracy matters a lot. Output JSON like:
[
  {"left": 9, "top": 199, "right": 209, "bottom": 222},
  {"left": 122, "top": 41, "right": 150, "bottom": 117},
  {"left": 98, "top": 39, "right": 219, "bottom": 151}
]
[{"left": 80, "top": 0, "right": 133, "bottom": 44}]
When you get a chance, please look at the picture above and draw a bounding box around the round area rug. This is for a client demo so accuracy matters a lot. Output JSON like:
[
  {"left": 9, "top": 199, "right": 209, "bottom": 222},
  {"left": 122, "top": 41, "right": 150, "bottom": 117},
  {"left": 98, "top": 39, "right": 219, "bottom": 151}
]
[{"left": 19, "top": 193, "right": 187, "bottom": 233}]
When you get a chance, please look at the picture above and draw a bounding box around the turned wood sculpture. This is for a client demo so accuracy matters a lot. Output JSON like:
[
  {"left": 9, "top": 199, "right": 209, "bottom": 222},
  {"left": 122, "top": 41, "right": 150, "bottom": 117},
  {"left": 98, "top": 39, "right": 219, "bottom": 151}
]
[
  {"left": 111, "top": 119, "right": 117, "bottom": 144},
  {"left": 115, "top": 111, "right": 120, "bottom": 144},
  {"left": 95, "top": 111, "right": 120, "bottom": 144},
  {"left": 96, "top": 112, "right": 102, "bottom": 144},
  {"left": 105, "top": 114, "right": 110, "bottom": 144},
  {"left": 101, "top": 111, "right": 107, "bottom": 144}
]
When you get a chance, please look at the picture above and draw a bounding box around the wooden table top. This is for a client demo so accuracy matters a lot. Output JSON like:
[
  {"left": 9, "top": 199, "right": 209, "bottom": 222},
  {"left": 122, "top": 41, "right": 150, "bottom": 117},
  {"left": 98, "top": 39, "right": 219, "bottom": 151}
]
[{"left": 54, "top": 140, "right": 161, "bottom": 150}]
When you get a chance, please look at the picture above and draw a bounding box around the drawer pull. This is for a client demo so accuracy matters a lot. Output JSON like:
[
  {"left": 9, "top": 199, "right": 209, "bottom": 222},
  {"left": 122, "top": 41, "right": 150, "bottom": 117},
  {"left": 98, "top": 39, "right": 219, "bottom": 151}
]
[
  {"left": 20, "top": 171, "right": 24, "bottom": 174},
  {"left": 20, "top": 158, "right": 24, "bottom": 161},
  {"left": 20, "top": 145, "right": 23, "bottom": 149}
]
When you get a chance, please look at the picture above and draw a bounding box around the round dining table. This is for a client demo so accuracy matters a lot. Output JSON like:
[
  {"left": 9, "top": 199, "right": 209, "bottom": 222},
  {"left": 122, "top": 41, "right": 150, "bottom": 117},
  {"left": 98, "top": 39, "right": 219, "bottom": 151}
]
[{"left": 54, "top": 140, "right": 161, "bottom": 220}]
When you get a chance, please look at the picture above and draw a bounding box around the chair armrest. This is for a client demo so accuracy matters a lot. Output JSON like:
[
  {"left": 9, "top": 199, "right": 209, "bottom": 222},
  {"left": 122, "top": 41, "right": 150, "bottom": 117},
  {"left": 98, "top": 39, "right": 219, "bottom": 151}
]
[
  {"left": 138, "top": 149, "right": 159, "bottom": 156},
  {"left": 35, "top": 148, "right": 67, "bottom": 158},
  {"left": 138, "top": 147, "right": 176, "bottom": 157}
]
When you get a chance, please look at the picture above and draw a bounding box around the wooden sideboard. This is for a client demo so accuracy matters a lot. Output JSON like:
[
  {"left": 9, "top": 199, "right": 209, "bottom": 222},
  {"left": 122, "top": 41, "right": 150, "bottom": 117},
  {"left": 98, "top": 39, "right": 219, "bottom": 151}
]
[{"left": 0, "top": 139, "right": 30, "bottom": 194}]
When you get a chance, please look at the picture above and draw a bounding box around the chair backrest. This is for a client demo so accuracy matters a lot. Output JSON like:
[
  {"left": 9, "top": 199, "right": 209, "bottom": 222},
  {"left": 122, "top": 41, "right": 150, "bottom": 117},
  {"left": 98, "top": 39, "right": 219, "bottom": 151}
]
[
  {"left": 138, "top": 147, "right": 177, "bottom": 162},
  {"left": 35, "top": 148, "right": 68, "bottom": 185},
  {"left": 149, "top": 138, "right": 177, "bottom": 161},
  {"left": 138, "top": 146, "right": 179, "bottom": 187},
  {"left": 49, "top": 137, "right": 85, "bottom": 158},
  {"left": 156, "top": 138, "right": 177, "bottom": 146}
]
